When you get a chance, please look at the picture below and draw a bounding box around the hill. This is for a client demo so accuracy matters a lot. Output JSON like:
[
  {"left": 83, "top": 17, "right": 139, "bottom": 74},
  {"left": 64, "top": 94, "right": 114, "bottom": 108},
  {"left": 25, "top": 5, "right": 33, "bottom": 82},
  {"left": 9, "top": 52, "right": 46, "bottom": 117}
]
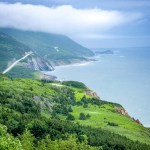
[
  {"left": 0, "top": 74, "right": 150, "bottom": 150},
  {"left": 0, "top": 32, "right": 54, "bottom": 78},
  {"left": 0, "top": 28, "right": 94, "bottom": 66},
  {"left": 0, "top": 32, "right": 31, "bottom": 72}
]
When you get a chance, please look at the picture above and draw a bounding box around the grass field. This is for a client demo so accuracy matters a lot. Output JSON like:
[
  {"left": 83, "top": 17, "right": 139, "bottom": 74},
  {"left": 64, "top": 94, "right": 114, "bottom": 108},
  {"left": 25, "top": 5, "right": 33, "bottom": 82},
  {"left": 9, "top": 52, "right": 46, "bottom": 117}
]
[{"left": 70, "top": 103, "right": 150, "bottom": 144}]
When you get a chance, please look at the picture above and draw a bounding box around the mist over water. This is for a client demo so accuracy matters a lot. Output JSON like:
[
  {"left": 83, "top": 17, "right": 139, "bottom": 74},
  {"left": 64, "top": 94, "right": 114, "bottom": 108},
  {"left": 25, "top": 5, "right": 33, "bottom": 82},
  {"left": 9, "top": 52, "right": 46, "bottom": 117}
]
[{"left": 49, "top": 47, "right": 150, "bottom": 127}]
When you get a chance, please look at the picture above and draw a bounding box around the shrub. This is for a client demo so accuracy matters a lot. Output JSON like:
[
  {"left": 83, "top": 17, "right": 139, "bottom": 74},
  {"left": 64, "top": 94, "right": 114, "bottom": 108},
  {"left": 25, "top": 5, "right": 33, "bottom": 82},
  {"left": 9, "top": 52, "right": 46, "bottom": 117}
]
[
  {"left": 79, "top": 113, "right": 87, "bottom": 120},
  {"left": 67, "top": 114, "right": 75, "bottom": 121},
  {"left": 107, "top": 122, "right": 118, "bottom": 127},
  {"left": 86, "top": 114, "right": 91, "bottom": 119}
]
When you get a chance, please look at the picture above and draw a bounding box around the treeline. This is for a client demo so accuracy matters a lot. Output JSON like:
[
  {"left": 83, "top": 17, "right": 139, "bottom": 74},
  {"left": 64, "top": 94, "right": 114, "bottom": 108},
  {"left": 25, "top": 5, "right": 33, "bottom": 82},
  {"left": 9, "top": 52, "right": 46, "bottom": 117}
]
[{"left": 1, "top": 116, "right": 150, "bottom": 150}]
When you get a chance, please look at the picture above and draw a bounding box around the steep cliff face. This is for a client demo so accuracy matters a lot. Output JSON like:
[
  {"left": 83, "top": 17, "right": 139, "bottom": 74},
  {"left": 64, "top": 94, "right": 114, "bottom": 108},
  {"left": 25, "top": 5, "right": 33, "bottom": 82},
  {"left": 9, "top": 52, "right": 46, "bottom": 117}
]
[
  {"left": 84, "top": 90, "right": 100, "bottom": 99},
  {"left": 116, "top": 107, "right": 129, "bottom": 116},
  {"left": 26, "top": 55, "right": 54, "bottom": 71}
]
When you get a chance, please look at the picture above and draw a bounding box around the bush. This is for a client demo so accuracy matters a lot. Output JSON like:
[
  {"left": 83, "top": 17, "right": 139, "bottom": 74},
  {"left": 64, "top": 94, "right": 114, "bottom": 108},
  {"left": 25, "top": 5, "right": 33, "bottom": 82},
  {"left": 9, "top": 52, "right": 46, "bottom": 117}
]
[
  {"left": 107, "top": 122, "right": 118, "bottom": 127},
  {"left": 66, "top": 114, "right": 75, "bottom": 121},
  {"left": 79, "top": 113, "right": 87, "bottom": 120},
  {"left": 86, "top": 114, "right": 91, "bottom": 119},
  {"left": 68, "top": 106, "right": 73, "bottom": 112}
]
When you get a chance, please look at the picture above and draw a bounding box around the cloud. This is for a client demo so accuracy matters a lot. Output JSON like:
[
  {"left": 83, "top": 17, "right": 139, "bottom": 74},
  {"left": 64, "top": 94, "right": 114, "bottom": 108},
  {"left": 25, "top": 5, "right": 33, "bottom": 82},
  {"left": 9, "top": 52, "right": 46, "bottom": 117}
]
[{"left": 0, "top": 2, "right": 143, "bottom": 37}]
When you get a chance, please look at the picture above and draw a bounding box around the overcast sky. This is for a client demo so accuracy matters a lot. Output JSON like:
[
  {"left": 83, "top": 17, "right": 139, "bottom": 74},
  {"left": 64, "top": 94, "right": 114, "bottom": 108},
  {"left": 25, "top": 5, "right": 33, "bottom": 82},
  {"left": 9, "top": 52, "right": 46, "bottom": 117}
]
[{"left": 0, "top": 0, "right": 150, "bottom": 48}]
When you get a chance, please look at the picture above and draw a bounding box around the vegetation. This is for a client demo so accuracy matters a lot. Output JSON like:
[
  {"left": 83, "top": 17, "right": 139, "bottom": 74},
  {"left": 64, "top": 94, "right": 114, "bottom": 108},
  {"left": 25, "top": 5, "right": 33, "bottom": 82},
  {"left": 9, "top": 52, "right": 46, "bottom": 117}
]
[
  {"left": 6, "top": 65, "right": 40, "bottom": 79},
  {"left": 0, "top": 32, "right": 54, "bottom": 79},
  {"left": 79, "top": 112, "right": 87, "bottom": 120},
  {"left": 0, "top": 124, "right": 22, "bottom": 150},
  {"left": 66, "top": 113, "right": 75, "bottom": 121},
  {"left": 0, "top": 32, "right": 31, "bottom": 72},
  {"left": 107, "top": 122, "right": 119, "bottom": 127},
  {"left": 62, "top": 81, "right": 88, "bottom": 89},
  {"left": 0, "top": 74, "right": 150, "bottom": 149}
]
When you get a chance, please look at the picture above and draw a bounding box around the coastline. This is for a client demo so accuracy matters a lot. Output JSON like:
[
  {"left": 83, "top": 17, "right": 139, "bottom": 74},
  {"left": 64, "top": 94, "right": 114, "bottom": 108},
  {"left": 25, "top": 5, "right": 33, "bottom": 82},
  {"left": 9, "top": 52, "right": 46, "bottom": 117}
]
[
  {"left": 53, "top": 56, "right": 97, "bottom": 68},
  {"left": 42, "top": 57, "right": 98, "bottom": 79},
  {"left": 54, "top": 59, "right": 95, "bottom": 68}
]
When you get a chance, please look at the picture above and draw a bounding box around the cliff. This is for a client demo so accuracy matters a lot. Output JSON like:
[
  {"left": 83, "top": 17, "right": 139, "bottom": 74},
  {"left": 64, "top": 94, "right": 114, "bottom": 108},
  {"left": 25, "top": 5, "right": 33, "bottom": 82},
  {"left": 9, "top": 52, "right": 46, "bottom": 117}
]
[
  {"left": 26, "top": 55, "right": 54, "bottom": 71},
  {"left": 84, "top": 90, "right": 100, "bottom": 99}
]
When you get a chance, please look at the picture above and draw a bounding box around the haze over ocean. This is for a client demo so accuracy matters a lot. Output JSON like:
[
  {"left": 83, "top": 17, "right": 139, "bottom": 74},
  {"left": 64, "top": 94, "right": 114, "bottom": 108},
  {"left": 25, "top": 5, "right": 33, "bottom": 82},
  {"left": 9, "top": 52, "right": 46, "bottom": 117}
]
[{"left": 49, "top": 47, "right": 150, "bottom": 127}]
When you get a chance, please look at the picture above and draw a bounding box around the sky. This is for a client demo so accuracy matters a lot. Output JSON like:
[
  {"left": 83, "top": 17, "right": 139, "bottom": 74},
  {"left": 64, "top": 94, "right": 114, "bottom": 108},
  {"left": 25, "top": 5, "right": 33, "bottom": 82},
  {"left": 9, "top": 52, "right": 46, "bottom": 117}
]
[{"left": 0, "top": 0, "right": 150, "bottom": 48}]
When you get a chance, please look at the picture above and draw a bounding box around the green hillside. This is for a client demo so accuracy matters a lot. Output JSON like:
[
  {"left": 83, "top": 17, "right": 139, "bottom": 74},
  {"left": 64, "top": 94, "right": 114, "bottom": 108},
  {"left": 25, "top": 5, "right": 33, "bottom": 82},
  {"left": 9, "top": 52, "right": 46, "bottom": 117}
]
[
  {"left": 0, "top": 74, "right": 150, "bottom": 150},
  {"left": 0, "top": 32, "right": 31, "bottom": 72},
  {"left": 0, "top": 28, "right": 94, "bottom": 65},
  {"left": 0, "top": 32, "right": 55, "bottom": 79}
]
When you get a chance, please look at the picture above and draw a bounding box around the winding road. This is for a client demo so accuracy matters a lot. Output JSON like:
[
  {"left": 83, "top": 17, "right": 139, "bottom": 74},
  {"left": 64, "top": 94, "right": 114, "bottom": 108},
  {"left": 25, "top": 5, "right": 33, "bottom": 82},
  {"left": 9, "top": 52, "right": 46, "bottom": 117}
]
[{"left": 2, "top": 52, "right": 33, "bottom": 74}]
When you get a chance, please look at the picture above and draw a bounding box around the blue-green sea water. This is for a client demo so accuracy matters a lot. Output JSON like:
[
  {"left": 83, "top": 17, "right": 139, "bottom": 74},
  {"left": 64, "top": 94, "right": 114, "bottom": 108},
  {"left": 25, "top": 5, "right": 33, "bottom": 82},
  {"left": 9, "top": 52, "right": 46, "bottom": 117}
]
[{"left": 48, "top": 47, "right": 150, "bottom": 127}]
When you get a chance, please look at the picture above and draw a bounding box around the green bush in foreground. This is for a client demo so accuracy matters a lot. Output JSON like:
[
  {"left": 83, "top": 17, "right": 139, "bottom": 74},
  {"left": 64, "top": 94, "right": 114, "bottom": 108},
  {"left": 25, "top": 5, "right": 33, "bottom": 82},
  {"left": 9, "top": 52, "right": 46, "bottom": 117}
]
[{"left": 0, "top": 124, "right": 22, "bottom": 150}]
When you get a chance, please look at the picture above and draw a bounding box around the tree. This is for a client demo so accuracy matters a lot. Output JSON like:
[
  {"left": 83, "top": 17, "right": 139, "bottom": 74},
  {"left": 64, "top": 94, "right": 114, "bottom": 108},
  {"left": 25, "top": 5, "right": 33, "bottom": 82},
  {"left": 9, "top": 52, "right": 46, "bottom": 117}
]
[
  {"left": 20, "top": 130, "right": 34, "bottom": 150},
  {"left": 83, "top": 103, "right": 88, "bottom": 108},
  {"left": 0, "top": 124, "right": 22, "bottom": 150},
  {"left": 79, "top": 113, "right": 86, "bottom": 120},
  {"left": 29, "top": 120, "right": 47, "bottom": 139},
  {"left": 36, "top": 135, "right": 54, "bottom": 150},
  {"left": 86, "top": 114, "right": 91, "bottom": 119},
  {"left": 66, "top": 114, "right": 75, "bottom": 121},
  {"left": 68, "top": 106, "right": 73, "bottom": 112}
]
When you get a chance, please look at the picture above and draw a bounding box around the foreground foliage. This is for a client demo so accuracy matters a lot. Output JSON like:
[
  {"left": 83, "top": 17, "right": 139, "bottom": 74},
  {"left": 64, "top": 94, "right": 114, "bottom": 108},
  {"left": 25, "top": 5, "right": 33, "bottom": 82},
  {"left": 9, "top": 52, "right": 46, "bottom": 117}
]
[{"left": 0, "top": 74, "right": 150, "bottom": 150}]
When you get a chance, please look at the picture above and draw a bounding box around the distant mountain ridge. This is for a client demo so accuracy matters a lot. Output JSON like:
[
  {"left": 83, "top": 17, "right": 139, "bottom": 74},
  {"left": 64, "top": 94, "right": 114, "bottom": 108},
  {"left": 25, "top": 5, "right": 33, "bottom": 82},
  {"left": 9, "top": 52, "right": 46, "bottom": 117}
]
[
  {"left": 95, "top": 50, "right": 114, "bottom": 55},
  {"left": 0, "top": 28, "right": 94, "bottom": 65}
]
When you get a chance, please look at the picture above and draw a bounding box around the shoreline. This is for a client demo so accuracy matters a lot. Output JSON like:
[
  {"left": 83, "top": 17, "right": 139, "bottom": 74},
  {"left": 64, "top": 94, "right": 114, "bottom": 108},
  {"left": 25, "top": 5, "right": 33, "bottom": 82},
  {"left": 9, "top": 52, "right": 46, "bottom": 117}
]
[
  {"left": 54, "top": 60, "right": 94, "bottom": 68},
  {"left": 42, "top": 57, "right": 98, "bottom": 78},
  {"left": 53, "top": 56, "right": 98, "bottom": 68}
]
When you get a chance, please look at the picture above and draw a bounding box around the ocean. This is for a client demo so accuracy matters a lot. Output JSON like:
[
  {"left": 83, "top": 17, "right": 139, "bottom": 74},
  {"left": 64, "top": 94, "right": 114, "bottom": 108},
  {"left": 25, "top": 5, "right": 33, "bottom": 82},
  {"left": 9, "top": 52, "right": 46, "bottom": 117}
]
[{"left": 47, "top": 47, "right": 150, "bottom": 127}]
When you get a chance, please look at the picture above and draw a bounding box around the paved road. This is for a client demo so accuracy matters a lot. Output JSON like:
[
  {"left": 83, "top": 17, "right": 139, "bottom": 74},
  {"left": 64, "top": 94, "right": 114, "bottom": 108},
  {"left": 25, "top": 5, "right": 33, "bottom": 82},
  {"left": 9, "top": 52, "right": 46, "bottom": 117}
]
[{"left": 2, "top": 52, "right": 33, "bottom": 74}]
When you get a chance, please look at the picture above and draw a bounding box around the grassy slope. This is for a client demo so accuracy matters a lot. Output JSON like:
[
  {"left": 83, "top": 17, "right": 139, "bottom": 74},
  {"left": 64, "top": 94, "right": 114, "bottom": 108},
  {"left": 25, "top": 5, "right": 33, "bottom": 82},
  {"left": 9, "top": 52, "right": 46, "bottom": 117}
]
[
  {"left": 71, "top": 105, "right": 150, "bottom": 144},
  {"left": 0, "top": 32, "right": 31, "bottom": 72},
  {"left": 51, "top": 82, "right": 150, "bottom": 145}
]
